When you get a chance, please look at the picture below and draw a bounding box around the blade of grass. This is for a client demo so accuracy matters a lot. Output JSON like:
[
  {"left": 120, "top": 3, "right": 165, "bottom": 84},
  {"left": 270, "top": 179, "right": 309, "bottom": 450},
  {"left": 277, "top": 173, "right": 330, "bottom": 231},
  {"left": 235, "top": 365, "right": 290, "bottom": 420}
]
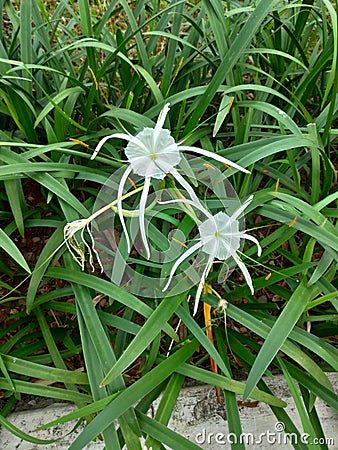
[
  {"left": 278, "top": 357, "right": 321, "bottom": 450},
  {"left": 0, "top": 415, "right": 57, "bottom": 445},
  {"left": 144, "top": 373, "right": 185, "bottom": 450},
  {"left": 99, "top": 291, "right": 186, "bottom": 386},
  {"left": 4, "top": 179, "right": 25, "bottom": 237},
  {"left": 46, "top": 267, "right": 177, "bottom": 339},
  {"left": 173, "top": 362, "right": 286, "bottom": 407},
  {"left": 19, "top": 0, "right": 32, "bottom": 94},
  {"left": 77, "top": 305, "right": 121, "bottom": 448},
  {"left": 64, "top": 254, "right": 142, "bottom": 447},
  {"left": 176, "top": 304, "right": 231, "bottom": 377},
  {"left": 214, "top": 326, "right": 245, "bottom": 450},
  {"left": 0, "top": 353, "right": 88, "bottom": 385},
  {"left": 0, "top": 228, "right": 31, "bottom": 273},
  {"left": 68, "top": 339, "right": 200, "bottom": 450},
  {"left": 184, "top": 0, "right": 280, "bottom": 134},
  {"left": 26, "top": 224, "right": 64, "bottom": 313},
  {"left": 0, "top": 378, "right": 91, "bottom": 403},
  {"left": 137, "top": 411, "right": 203, "bottom": 450},
  {"left": 243, "top": 280, "right": 317, "bottom": 400},
  {"left": 34, "top": 307, "right": 79, "bottom": 394}
]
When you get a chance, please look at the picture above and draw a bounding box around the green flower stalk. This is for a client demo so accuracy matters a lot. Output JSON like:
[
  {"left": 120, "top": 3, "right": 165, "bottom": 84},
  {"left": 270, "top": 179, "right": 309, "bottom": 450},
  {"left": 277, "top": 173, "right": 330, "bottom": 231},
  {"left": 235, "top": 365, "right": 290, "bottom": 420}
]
[{"left": 64, "top": 187, "right": 143, "bottom": 271}]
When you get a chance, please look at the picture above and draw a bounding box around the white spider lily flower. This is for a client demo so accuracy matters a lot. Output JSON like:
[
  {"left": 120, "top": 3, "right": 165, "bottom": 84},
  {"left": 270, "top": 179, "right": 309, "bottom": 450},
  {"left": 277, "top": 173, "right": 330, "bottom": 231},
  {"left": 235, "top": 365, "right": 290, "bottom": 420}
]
[
  {"left": 162, "top": 195, "right": 262, "bottom": 315},
  {"left": 91, "top": 103, "right": 250, "bottom": 260},
  {"left": 64, "top": 218, "right": 103, "bottom": 272}
]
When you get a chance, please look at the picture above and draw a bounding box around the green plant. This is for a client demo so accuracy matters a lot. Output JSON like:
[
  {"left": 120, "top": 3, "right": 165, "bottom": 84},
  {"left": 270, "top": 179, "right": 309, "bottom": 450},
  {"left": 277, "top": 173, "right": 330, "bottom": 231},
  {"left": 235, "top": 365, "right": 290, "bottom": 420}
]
[{"left": 0, "top": 0, "right": 337, "bottom": 448}]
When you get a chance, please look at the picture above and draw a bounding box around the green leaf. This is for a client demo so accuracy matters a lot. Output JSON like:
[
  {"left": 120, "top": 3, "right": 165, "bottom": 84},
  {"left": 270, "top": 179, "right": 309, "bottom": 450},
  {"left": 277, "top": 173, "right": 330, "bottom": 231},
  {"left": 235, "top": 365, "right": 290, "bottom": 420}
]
[
  {"left": 0, "top": 415, "right": 57, "bottom": 445},
  {"left": 184, "top": 0, "right": 280, "bottom": 134},
  {"left": 176, "top": 304, "right": 232, "bottom": 377},
  {"left": 46, "top": 267, "right": 177, "bottom": 339},
  {"left": 4, "top": 179, "right": 25, "bottom": 237},
  {"left": 68, "top": 340, "right": 200, "bottom": 450},
  {"left": 137, "top": 411, "right": 202, "bottom": 450},
  {"left": 0, "top": 228, "right": 31, "bottom": 273},
  {"left": 99, "top": 292, "right": 185, "bottom": 386},
  {"left": 34, "top": 87, "right": 84, "bottom": 128},
  {"left": 213, "top": 95, "right": 234, "bottom": 137},
  {"left": 0, "top": 353, "right": 88, "bottom": 385},
  {"left": 26, "top": 224, "right": 65, "bottom": 312},
  {"left": 243, "top": 280, "right": 317, "bottom": 399},
  {"left": 0, "top": 378, "right": 91, "bottom": 403},
  {"left": 65, "top": 254, "right": 142, "bottom": 446},
  {"left": 174, "top": 362, "right": 286, "bottom": 408}
]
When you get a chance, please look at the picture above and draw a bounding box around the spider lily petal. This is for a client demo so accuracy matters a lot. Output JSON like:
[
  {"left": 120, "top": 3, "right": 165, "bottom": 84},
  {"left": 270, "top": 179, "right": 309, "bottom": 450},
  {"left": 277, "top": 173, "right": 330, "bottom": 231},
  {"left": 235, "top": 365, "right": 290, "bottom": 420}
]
[
  {"left": 229, "top": 194, "right": 254, "bottom": 222},
  {"left": 193, "top": 256, "right": 214, "bottom": 315},
  {"left": 162, "top": 240, "right": 203, "bottom": 292},
  {"left": 117, "top": 165, "right": 133, "bottom": 253},
  {"left": 231, "top": 232, "right": 262, "bottom": 256},
  {"left": 170, "top": 168, "right": 203, "bottom": 205},
  {"left": 177, "top": 145, "right": 250, "bottom": 174},
  {"left": 91, "top": 132, "right": 149, "bottom": 160},
  {"left": 139, "top": 177, "right": 151, "bottom": 259},
  {"left": 154, "top": 103, "right": 170, "bottom": 136},
  {"left": 159, "top": 197, "right": 213, "bottom": 220},
  {"left": 230, "top": 249, "right": 255, "bottom": 294}
]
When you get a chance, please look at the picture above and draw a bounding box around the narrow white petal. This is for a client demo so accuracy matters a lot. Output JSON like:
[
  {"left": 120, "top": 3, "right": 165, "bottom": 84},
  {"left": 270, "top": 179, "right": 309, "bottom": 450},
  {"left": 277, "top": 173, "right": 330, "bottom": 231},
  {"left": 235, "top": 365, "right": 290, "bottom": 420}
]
[
  {"left": 110, "top": 133, "right": 151, "bottom": 153},
  {"left": 231, "top": 250, "right": 254, "bottom": 294},
  {"left": 87, "top": 223, "right": 104, "bottom": 272},
  {"left": 193, "top": 256, "right": 214, "bottom": 316},
  {"left": 221, "top": 230, "right": 261, "bottom": 257},
  {"left": 139, "top": 177, "right": 151, "bottom": 259},
  {"left": 238, "top": 233, "right": 262, "bottom": 256},
  {"left": 81, "top": 226, "right": 95, "bottom": 271},
  {"left": 155, "top": 103, "right": 170, "bottom": 133},
  {"left": 117, "top": 165, "right": 133, "bottom": 253},
  {"left": 158, "top": 197, "right": 213, "bottom": 221},
  {"left": 162, "top": 241, "right": 203, "bottom": 292},
  {"left": 91, "top": 132, "right": 149, "bottom": 160},
  {"left": 170, "top": 169, "right": 201, "bottom": 204},
  {"left": 230, "top": 195, "right": 253, "bottom": 222},
  {"left": 178, "top": 145, "right": 250, "bottom": 174}
]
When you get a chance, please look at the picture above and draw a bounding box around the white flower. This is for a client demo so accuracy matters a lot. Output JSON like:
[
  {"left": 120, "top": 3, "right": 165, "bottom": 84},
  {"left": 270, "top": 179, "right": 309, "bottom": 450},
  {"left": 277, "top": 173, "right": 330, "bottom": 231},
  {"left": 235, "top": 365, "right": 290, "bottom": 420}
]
[
  {"left": 91, "top": 103, "right": 250, "bottom": 260},
  {"left": 64, "top": 219, "right": 103, "bottom": 272},
  {"left": 63, "top": 186, "right": 144, "bottom": 272},
  {"left": 161, "top": 195, "right": 262, "bottom": 315}
]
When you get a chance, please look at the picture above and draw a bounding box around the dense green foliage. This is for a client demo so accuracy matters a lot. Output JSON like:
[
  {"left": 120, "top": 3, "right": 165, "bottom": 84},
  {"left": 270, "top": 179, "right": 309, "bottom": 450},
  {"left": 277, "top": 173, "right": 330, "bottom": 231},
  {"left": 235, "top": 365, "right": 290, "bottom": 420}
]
[{"left": 0, "top": 0, "right": 337, "bottom": 448}]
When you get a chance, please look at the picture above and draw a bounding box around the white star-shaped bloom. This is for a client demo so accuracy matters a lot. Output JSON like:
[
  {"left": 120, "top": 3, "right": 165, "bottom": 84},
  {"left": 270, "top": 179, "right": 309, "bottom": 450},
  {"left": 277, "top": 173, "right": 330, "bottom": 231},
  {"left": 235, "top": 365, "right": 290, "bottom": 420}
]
[
  {"left": 91, "top": 103, "right": 250, "bottom": 260},
  {"left": 161, "top": 195, "right": 262, "bottom": 315}
]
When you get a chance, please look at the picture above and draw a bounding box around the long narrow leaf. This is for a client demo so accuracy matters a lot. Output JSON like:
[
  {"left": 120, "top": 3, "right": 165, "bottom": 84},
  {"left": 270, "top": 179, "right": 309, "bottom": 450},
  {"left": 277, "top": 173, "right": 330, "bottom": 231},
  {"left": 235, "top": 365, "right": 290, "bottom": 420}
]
[
  {"left": 184, "top": 0, "right": 280, "bottom": 134},
  {"left": 0, "top": 228, "right": 31, "bottom": 273},
  {"left": 68, "top": 340, "right": 200, "bottom": 450},
  {"left": 99, "top": 292, "right": 186, "bottom": 386},
  {"left": 243, "top": 280, "right": 317, "bottom": 399}
]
